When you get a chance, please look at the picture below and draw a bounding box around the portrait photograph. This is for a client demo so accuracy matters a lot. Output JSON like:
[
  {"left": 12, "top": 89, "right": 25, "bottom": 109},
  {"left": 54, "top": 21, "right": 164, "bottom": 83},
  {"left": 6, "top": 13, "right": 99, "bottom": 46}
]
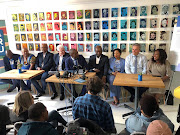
[
  {"left": 140, "top": 6, "right": 147, "bottom": 16},
  {"left": 12, "top": 14, "right": 18, "bottom": 22},
  {"left": 48, "top": 33, "right": 53, "bottom": 41},
  {"left": 27, "top": 33, "right": 33, "bottom": 41},
  {"left": 149, "top": 31, "right": 156, "bottom": 40},
  {"left": 34, "top": 33, "right": 40, "bottom": 41},
  {"left": 19, "top": 13, "right": 24, "bottom": 21},
  {"left": 159, "top": 43, "right": 166, "bottom": 51},
  {"left": 111, "top": 20, "right": 117, "bottom": 29},
  {"left": 35, "top": 43, "right": 40, "bottom": 51},
  {"left": 77, "top": 22, "right": 83, "bottom": 30},
  {"left": 103, "top": 44, "right": 108, "bottom": 52},
  {"left": 102, "top": 20, "right": 108, "bottom": 29},
  {"left": 111, "top": 32, "right": 117, "bottom": 41},
  {"left": 21, "top": 34, "right": 26, "bottom": 41},
  {"left": 78, "top": 44, "right": 84, "bottom": 52},
  {"left": 86, "top": 44, "right": 92, "bottom": 52},
  {"left": 40, "top": 23, "right": 46, "bottom": 31},
  {"left": 160, "top": 31, "right": 168, "bottom": 41},
  {"left": 150, "top": 18, "right": 158, "bottom": 28},
  {"left": 102, "top": 8, "right": 108, "bottom": 18},
  {"left": 16, "top": 43, "right": 21, "bottom": 50},
  {"left": 111, "top": 44, "right": 117, "bottom": 52},
  {"left": 71, "top": 44, "right": 77, "bottom": 50},
  {"left": 70, "top": 33, "right": 76, "bottom": 41},
  {"left": 47, "top": 22, "right": 53, "bottom": 31},
  {"left": 63, "top": 43, "right": 69, "bottom": 51},
  {"left": 39, "top": 12, "right": 45, "bottom": 21},
  {"left": 129, "top": 44, "right": 133, "bottom": 52},
  {"left": 62, "top": 22, "right": 68, "bottom": 30},
  {"left": 85, "top": 21, "right": 91, "bottom": 30},
  {"left": 93, "top": 21, "right": 99, "bottom": 30},
  {"left": 93, "top": 9, "right": 100, "bottom": 18},
  {"left": 151, "top": 5, "right": 159, "bottom": 15},
  {"left": 61, "top": 11, "right": 67, "bottom": 19},
  {"left": 15, "top": 34, "right": 20, "bottom": 41},
  {"left": 173, "top": 4, "right": 180, "bottom": 14},
  {"left": 69, "top": 11, "right": 75, "bottom": 19},
  {"left": 130, "top": 7, "right": 137, "bottom": 16},
  {"left": 13, "top": 24, "right": 19, "bottom": 32},
  {"left": 161, "top": 4, "right": 169, "bottom": 15},
  {"left": 139, "top": 31, "right": 146, "bottom": 41},
  {"left": 121, "top": 7, "right": 127, "bottom": 17},
  {"left": 121, "top": 20, "right": 127, "bottom": 29},
  {"left": 130, "top": 32, "right": 136, "bottom": 41},
  {"left": 140, "top": 19, "right": 147, "bottom": 28},
  {"left": 28, "top": 43, "right": 34, "bottom": 51},
  {"left": 22, "top": 43, "right": 27, "bottom": 49},
  {"left": 49, "top": 43, "right": 54, "bottom": 51},
  {"left": 111, "top": 8, "right": 118, "bottom": 17},
  {"left": 33, "top": 23, "right": 39, "bottom": 31},
  {"left": 130, "top": 19, "right": 137, "bottom": 29},
  {"left": 103, "top": 32, "right": 109, "bottom": 41},
  {"left": 41, "top": 33, "right": 47, "bottom": 41},
  {"left": 55, "top": 33, "right": 61, "bottom": 41},
  {"left": 46, "top": 12, "right": 52, "bottom": 20},
  {"left": 172, "top": 17, "right": 177, "bottom": 27},
  {"left": 120, "top": 44, "right": 126, "bottom": 52},
  {"left": 77, "top": 10, "right": 83, "bottom": 19},
  {"left": 78, "top": 33, "right": 83, "bottom": 41},
  {"left": 149, "top": 44, "right": 156, "bottom": 52},
  {"left": 62, "top": 33, "right": 68, "bottom": 41},
  {"left": 54, "top": 22, "right": 60, "bottom": 30},
  {"left": 94, "top": 33, "right": 100, "bottom": 41},
  {"left": 53, "top": 12, "right": 59, "bottom": 20},
  {"left": 32, "top": 13, "right": 38, "bottom": 21},
  {"left": 86, "top": 33, "right": 92, "bottom": 41},
  {"left": 140, "top": 44, "right": 146, "bottom": 52},
  {"left": 26, "top": 23, "right": 32, "bottom": 31},
  {"left": 70, "top": 22, "right": 75, "bottom": 30},
  {"left": 85, "top": 10, "right": 91, "bottom": 19},
  {"left": 121, "top": 32, "right": 127, "bottom": 41},
  {"left": 161, "top": 18, "right": 168, "bottom": 28},
  {"left": 25, "top": 13, "right": 31, "bottom": 21}
]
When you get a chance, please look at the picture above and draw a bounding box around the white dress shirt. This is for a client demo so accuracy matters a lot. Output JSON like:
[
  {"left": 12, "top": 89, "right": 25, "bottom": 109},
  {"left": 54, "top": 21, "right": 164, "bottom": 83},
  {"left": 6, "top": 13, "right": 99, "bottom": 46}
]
[
  {"left": 58, "top": 55, "right": 63, "bottom": 71},
  {"left": 96, "top": 56, "right": 101, "bottom": 64}
]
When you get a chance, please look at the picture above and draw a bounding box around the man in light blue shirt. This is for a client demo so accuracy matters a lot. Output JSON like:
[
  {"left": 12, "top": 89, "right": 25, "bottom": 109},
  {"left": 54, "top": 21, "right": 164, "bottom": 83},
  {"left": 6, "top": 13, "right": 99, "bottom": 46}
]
[{"left": 124, "top": 43, "right": 148, "bottom": 102}]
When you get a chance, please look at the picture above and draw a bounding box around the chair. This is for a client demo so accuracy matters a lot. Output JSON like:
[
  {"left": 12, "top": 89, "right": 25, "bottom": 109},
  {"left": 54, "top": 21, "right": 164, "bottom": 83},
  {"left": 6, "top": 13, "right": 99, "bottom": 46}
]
[{"left": 14, "top": 122, "right": 23, "bottom": 135}]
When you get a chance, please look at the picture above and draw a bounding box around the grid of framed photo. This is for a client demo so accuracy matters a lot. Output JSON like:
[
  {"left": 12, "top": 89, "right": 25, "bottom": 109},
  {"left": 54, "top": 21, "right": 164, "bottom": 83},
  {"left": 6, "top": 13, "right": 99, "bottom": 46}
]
[{"left": 11, "top": 3, "right": 180, "bottom": 53}]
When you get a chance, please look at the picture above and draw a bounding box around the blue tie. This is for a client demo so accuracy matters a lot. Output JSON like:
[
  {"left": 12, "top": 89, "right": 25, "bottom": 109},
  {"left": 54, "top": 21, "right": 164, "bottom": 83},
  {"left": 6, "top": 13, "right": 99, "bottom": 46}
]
[{"left": 134, "top": 56, "right": 137, "bottom": 74}]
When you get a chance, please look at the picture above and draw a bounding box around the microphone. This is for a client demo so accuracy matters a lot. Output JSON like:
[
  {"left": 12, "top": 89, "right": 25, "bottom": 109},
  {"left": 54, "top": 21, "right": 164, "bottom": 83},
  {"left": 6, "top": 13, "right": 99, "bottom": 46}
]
[{"left": 48, "top": 71, "right": 59, "bottom": 75}]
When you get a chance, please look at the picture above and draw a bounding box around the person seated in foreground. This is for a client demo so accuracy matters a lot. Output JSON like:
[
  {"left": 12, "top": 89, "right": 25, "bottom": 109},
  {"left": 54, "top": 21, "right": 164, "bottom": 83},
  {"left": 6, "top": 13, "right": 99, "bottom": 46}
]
[
  {"left": 72, "top": 76, "right": 117, "bottom": 133},
  {"left": 125, "top": 95, "right": 174, "bottom": 134},
  {"left": 18, "top": 102, "right": 59, "bottom": 135},
  {"left": 146, "top": 120, "right": 172, "bottom": 135}
]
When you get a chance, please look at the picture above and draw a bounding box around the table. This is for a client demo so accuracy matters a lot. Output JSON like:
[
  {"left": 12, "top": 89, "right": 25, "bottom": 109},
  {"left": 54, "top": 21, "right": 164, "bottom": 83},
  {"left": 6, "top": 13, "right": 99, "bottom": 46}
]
[
  {"left": 113, "top": 73, "right": 165, "bottom": 116},
  {"left": 0, "top": 69, "right": 45, "bottom": 90}
]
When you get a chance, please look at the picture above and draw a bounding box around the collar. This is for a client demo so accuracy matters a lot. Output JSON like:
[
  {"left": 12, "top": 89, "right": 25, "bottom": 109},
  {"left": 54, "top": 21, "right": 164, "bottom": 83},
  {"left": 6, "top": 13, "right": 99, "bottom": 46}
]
[
  {"left": 132, "top": 53, "right": 140, "bottom": 57},
  {"left": 71, "top": 56, "right": 75, "bottom": 61},
  {"left": 96, "top": 55, "right": 101, "bottom": 59}
]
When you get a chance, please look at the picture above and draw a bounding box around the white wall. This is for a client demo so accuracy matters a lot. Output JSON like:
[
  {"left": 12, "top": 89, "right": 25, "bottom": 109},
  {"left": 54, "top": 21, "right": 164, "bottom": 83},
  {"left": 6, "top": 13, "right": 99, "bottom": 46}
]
[{"left": 4, "top": 0, "right": 180, "bottom": 60}]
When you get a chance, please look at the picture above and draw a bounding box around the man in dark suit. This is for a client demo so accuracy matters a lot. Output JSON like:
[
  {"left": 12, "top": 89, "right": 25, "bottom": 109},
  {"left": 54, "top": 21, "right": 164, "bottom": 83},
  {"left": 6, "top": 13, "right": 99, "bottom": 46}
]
[
  {"left": 2, "top": 50, "right": 20, "bottom": 92},
  {"left": 52, "top": 45, "right": 69, "bottom": 100},
  {"left": 31, "top": 44, "right": 57, "bottom": 98},
  {"left": 88, "top": 46, "right": 109, "bottom": 83}
]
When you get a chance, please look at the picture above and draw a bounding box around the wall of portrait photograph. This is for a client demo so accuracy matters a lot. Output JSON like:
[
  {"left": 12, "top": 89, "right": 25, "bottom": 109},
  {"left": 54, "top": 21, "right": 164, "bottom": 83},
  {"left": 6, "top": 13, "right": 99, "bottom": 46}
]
[{"left": 6, "top": 0, "right": 180, "bottom": 59}]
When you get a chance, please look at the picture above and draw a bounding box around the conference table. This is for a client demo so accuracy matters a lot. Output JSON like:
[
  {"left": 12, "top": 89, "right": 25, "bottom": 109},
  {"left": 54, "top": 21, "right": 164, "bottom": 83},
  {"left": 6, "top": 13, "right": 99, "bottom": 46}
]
[
  {"left": 113, "top": 73, "right": 165, "bottom": 117},
  {"left": 0, "top": 69, "right": 45, "bottom": 91}
]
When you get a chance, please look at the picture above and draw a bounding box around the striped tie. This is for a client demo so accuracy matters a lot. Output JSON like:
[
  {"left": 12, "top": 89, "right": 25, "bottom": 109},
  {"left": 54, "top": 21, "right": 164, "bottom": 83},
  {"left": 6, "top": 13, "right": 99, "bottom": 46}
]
[{"left": 134, "top": 56, "right": 137, "bottom": 74}]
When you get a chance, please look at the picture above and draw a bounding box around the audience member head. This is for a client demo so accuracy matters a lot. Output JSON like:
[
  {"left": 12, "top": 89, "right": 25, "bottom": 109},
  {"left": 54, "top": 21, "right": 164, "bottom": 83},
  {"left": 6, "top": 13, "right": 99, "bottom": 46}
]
[
  {"left": 86, "top": 76, "right": 104, "bottom": 95},
  {"left": 41, "top": 43, "right": 48, "bottom": 53},
  {"left": 13, "top": 91, "right": 34, "bottom": 116},
  {"left": 140, "top": 95, "right": 159, "bottom": 117},
  {"left": 22, "top": 48, "right": 29, "bottom": 58},
  {"left": 28, "top": 102, "right": 48, "bottom": 122},
  {"left": 0, "top": 105, "right": 10, "bottom": 125},
  {"left": 113, "top": 48, "right": 121, "bottom": 59},
  {"left": 69, "top": 49, "right": 78, "bottom": 59},
  {"left": 57, "top": 45, "right": 65, "bottom": 56},
  {"left": 95, "top": 46, "right": 102, "bottom": 57},
  {"left": 152, "top": 49, "right": 167, "bottom": 64},
  {"left": 132, "top": 43, "right": 140, "bottom": 56},
  {"left": 146, "top": 120, "right": 172, "bottom": 135},
  {"left": 6, "top": 50, "right": 13, "bottom": 59}
]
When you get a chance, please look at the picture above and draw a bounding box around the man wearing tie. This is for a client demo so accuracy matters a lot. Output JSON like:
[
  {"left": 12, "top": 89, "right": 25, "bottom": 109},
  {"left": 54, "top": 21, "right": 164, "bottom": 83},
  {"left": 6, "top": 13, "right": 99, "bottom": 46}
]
[
  {"left": 125, "top": 43, "right": 148, "bottom": 102},
  {"left": 31, "top": 44, "right": 57, "bottom": 98}
]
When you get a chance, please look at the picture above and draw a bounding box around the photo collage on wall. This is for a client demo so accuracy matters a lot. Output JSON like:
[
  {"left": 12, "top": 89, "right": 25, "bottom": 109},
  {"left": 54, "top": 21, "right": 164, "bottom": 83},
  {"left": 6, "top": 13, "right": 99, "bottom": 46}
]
[{"left": 12, "top": 3, "right": 180, "bottom": 53}]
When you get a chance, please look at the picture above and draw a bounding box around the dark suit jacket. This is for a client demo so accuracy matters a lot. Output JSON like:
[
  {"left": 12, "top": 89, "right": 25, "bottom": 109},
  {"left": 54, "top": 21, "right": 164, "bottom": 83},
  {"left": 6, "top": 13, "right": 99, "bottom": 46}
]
[
  {"left": 52, "top": 52, "right": 69, "bottom": 71},
  {"left": 65, "top": 55, "right": 87, "bottom": 70},
  {"left": 3, "top": 54, "right": 20, "bottom": 71},
  {"left": 35, "top": 52, "right": 53, "bottom": 72},
  {"left": 88, "top": 54, "right": 109, "bottom": 79}
]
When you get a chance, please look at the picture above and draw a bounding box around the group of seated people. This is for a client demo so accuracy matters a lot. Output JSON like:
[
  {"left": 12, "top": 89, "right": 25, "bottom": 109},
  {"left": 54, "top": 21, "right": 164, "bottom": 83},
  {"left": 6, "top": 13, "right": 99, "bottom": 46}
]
[
  {"left": 2, "top": 43, "right": 171, "bottom": 105},
  {"left": 0, "top": 76, "right": 176, "bottom": 134}
]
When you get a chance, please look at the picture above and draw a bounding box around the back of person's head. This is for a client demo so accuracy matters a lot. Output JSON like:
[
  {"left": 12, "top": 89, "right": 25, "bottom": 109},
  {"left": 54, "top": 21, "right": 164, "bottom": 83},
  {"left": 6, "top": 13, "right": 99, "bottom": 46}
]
[
  {"left": 146, "top": 120, "right": 172, "bottom": 135},
  {"left": 28, "top": 102, "right": 48, "bottom": 121},
  {"left": 86, "top": 76, "right": 104, "bottom": 95},
  {"left": 13, "top": 91, "right": 34, "bottom": 116},
  {"left": 140, "top": 95, "right": 159, "bottom": 117},
  {"left": 0, "top": 105, "right": 10, "bottom": 125}
]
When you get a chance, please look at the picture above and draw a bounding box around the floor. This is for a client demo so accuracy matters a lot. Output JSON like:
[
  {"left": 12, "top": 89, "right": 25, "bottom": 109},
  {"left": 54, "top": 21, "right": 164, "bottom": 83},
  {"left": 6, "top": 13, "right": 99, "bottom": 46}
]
[{"left": 0, "top": 87, "right": 179, "bottom": 135}]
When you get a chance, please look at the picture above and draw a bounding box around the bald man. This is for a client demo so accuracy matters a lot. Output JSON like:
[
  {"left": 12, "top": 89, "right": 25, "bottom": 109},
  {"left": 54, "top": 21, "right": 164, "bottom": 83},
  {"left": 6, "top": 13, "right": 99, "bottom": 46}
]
[
  {"left": 31, "top": 44, "right": 57, "bottom": 98},
  {"left": 2, "top": 50, "right": 20, "bottom": 92},
  {"left": 88, "top": 46, "right": 109, "bottom": 83}
]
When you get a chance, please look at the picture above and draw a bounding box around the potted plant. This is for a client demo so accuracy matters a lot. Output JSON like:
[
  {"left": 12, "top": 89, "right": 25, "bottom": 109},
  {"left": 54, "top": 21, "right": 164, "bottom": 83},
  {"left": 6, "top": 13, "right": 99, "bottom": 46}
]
[
  {"left": 138, "top": 72, "right": 142, "bottom": 81},
  {"left": 17, "top": 63, "right": 23, "bottom": 73}
]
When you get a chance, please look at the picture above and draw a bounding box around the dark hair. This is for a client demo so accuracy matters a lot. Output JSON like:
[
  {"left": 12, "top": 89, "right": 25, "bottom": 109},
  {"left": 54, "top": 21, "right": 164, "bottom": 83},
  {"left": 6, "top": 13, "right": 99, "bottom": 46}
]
[
  {"left": 151, "top": 6, "right": 158, "bottom": 14},
  {"left": 140, "top": 95, "right": 159, "bottom": 117},
  {"left": 86, "top": 76, "right": 104, "bottom": 95},
  {"left": 113, "top": 48, "right": 121, "bottom": 57},
  {"left": 152, "top": 49, "right": 167, "bottom": 64},
  {"left": 0, "top": 105, "right": 10, "bottom": 125},
  {"left": 28, "top": 102, "right": 46, "bottom": 121}
]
